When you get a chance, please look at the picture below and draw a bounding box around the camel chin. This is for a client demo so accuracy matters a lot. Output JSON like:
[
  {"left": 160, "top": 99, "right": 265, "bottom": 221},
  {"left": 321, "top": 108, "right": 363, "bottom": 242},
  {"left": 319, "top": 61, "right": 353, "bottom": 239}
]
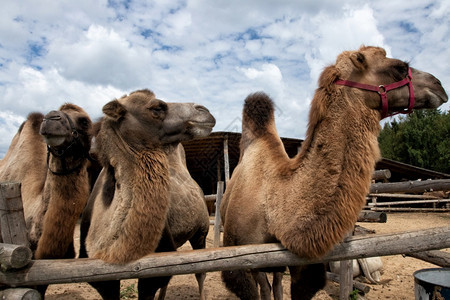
[
  {"left": 189, "top": 122, "right": 215, "bottom": 137},
  {"left": 42, "top": 135, "right": 67, "bottom": 147}
]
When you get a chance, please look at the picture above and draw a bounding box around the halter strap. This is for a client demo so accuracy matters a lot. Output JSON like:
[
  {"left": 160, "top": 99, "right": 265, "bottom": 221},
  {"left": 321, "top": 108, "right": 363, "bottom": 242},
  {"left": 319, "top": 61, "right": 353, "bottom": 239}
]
[{"left": 335, "top": 68, "right": 414, "bottom": 119}]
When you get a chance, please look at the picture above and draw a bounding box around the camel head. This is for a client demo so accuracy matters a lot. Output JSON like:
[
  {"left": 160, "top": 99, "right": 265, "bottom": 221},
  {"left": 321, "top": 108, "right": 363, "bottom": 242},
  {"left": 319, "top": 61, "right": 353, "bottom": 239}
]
[
  {"left": 328, "top": 46, "right": 448, "bottom": 118},
  {"left": 102, "top": 89, "right": 215, "bottom": 150},
  {"left": 40, "top": 103, "right": 93, "bottom": 152}
]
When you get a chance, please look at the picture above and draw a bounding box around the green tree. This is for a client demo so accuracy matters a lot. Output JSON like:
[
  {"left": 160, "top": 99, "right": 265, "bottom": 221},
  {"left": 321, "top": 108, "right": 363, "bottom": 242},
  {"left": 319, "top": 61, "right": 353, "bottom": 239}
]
[{"left": 378, "top": 109, "right": 450, "bottom": 174}]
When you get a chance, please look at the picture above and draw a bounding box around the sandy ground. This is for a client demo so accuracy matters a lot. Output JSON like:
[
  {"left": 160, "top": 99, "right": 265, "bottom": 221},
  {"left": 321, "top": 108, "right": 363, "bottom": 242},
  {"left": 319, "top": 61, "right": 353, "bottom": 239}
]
[{"left": 44, "top": 212, "right": 450, "bottom": 300}]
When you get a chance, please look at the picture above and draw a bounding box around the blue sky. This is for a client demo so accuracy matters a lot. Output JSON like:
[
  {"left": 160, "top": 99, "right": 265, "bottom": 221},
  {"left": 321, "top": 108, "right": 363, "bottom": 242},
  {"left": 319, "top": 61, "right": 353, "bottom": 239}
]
[{"left": 1, "top": 0, "right": 449, "bottom": 157}]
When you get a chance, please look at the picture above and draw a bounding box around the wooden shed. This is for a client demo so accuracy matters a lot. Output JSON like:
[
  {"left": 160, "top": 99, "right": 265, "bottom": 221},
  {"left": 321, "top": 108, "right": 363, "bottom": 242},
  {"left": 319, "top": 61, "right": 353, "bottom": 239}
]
[{"left": 182, "top": 131, "right": 450, "bottom": 196}]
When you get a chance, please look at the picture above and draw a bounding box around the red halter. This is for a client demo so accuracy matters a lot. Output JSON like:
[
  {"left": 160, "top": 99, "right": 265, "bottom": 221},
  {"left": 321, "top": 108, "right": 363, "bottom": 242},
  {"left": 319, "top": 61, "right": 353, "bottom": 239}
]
[{"left": 335, "top": 68, "right": 414, "bottom": 119}]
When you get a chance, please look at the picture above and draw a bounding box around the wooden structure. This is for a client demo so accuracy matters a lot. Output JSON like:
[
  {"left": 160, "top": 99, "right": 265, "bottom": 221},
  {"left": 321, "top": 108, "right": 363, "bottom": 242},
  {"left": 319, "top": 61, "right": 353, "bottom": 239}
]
[
  {"left": 181, "top": 132, "right": 305, "bottom": 195},
  {"left": 1, "top": 227, "right": 449, "bottom": 286},
  {"left": 182, "top": 132, "right": 450, "bottom": 196},
  {"left": 0, "top": 182, "right": 449, "bottom": 298},
  {"left": 1, "top": 178, "right": 450, "bottom": 299},
  {"left": 1, "top": 132, "right": 449, "bottom": 299}
]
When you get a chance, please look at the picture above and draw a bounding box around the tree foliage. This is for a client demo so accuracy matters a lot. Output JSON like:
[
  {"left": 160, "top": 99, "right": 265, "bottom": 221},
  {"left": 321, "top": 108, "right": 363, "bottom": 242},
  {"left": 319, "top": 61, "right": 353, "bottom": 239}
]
[{"left": 378, "top": 109, "right": 450, "bottom": 174}]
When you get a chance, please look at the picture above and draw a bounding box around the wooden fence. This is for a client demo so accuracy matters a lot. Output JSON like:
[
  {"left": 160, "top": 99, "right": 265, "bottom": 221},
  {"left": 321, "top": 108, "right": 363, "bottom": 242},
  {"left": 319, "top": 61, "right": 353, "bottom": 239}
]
[{"left": 1, "top": 181, "right": 449, "bottom": 300}]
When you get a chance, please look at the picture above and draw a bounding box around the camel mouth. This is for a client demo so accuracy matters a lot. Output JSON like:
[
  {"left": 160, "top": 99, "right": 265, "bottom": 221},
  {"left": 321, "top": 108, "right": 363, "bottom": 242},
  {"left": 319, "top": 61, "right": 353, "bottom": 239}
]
[
  {"left": 426, "top": 88, "right": 448, "bottom": 108},
  {"left": 187, "top": 121, "right": 216, "bottom": 129},
  {"left": 42, "top": 135, "right": 67, "bottom": 147}
]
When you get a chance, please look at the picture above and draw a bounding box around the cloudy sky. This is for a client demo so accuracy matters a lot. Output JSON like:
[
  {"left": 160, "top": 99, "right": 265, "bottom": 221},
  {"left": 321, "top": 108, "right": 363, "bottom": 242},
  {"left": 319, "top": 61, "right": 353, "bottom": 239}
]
[{"left": 1, "top": 0, "right": 449, "bottom": 157}]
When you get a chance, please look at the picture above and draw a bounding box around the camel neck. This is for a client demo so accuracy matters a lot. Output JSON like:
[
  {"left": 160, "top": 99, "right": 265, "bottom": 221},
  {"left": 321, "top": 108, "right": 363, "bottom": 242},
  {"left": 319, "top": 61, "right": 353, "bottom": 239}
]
[
  {"left": 36, "top": 163, "right": 90, "bottom": 259},
  {"left": 91, "top": 125, "right": 171, "bottom": 263},
  {"left": 295, "top": 90, "right": 381, "bottom": 172},
  {"left": 267, "top": 90, "right": 381, "bottom": 258}
]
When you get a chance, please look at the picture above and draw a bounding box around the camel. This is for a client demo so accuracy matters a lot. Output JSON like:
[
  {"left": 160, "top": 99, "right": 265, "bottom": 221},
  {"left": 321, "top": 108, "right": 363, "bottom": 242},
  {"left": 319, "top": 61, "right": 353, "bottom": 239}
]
[
  {"left": 79, "top": 89, "right": 215, "bottom": 299},
  {"left": 0, "top": 104, "right": 93, "bottom": 297},
  {"left": 0, "top": 103, "right": 93, "bottom": 259},
  {"left": 159, "top": 142, "right": 211, "bottom": 299},
  {"left": 220, "top": 46, "right": 448, "bottom": 300}
]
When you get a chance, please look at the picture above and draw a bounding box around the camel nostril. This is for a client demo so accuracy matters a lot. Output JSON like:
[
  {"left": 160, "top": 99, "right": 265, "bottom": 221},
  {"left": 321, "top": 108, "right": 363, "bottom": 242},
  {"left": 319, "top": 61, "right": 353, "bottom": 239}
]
[
  {"left": 194, "top": 104, "right": 209, "bottom": 113},
  {"left": 47, "top": 116, "right": 62, "bottom": 121}
]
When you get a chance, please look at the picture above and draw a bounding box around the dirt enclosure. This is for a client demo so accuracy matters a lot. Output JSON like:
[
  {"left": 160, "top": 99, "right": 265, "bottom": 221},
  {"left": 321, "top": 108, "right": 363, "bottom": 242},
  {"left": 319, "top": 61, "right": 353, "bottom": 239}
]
[{"left": 44, "top": 212, "right": 450, "bottom": 300}]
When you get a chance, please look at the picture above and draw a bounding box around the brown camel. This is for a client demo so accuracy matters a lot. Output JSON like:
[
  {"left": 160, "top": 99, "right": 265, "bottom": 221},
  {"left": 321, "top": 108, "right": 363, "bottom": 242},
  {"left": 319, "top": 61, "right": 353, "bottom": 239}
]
[
  {"left": 0, "top": 103, "right": 93, "bottom": 260},
  {"left": 220, "top": 46, "right": 448, "bottom": 300},
  {"left": 79, "top": 89, "right": 215, "bottom": 299},
  {"left": 160, "top": 143, "right": 210, "bottom": 299}
]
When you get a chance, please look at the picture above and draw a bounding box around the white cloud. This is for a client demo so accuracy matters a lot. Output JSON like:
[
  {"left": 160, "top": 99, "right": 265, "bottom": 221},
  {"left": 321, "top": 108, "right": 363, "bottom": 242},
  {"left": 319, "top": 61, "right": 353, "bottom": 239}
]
[
  {"left": 0, "top": 111, "right": 25, "bottom": 158},
  {"left": 0, "top": 0, "right": 449, "bottom": 157},
  {"left": 46, "top": 25, "right": 154, "bottom": 89}
]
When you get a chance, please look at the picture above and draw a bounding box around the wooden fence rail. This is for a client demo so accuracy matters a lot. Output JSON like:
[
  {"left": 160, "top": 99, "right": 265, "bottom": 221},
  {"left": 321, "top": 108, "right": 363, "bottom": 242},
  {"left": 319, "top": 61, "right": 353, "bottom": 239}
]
[
  {"left": 0, "top": 226, "right": 448, "bottom": 287},
  {"left": 370, "top": 179, "right": 450, "bottom": 194}
]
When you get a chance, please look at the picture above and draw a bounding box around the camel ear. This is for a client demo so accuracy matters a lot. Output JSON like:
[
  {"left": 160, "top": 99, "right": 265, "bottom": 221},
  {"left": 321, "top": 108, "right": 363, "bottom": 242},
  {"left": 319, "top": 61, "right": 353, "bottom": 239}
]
[
  {"left": 318, "top": 65, "right": 340, "bottom": 89},
  {"left": 102, "top": 100, "right": 127, "bottom": 121},
  {"left": 350, "top": 52, "right": 367, "bottom": 70}
]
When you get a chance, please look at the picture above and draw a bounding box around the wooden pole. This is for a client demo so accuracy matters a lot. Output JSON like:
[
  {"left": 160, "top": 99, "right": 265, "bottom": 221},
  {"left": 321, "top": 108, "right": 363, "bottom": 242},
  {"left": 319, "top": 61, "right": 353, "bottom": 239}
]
[
  {"left": 213, "top": 181, "right": 224, "bottom": 247},
  {"left": 367, "top": 199, "right": 450, "bottom": 206},
  {"left": 368, "top": 193, "right": 440, "bottom": 199},
  {"left": 327, "top": 272, "right": 370, "bottom": 294},
  {"left": 368, "top": 207, "right": 449, "bottom": 212},
  {"left": 370, "top": 179, "right": 450, "bottom": 194},
  {"left": 357, "top": 211, "right": 387, "bottom": 223},
  {"left": 0, "top": 226, "right": 448, "bottom": 287},
  {"left": 406, "top": 250, "right": 450, "bottom": 268},
  {"left": 372, "top": 169, "right": 391, "bottom": 181},
  {"left": 223, "top": 136, "right": 230, "bottom": 185},
  {"left": 0, "top": 182, "right": 29, "bottom": 247},
  {"left": 0, "top": 288, "right": 40, "bottom": 300},
  {"left": 0, "top": 243, "right": 32, "bottom": 270},
  {"left": 339, "top": 232, "right": 353, "bottom": 300}
]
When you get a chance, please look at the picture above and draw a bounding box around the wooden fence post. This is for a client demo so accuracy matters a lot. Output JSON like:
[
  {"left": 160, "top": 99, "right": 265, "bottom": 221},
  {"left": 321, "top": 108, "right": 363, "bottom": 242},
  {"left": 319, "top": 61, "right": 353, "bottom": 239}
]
[
  {"left": 0, "top": 243, "right": 32, "bottom": 270},
  {"left": 214, "top": 181, "right": 224, "bottom": 247},
  {"left": 0, "top": 288, "right": 40, "bottom": 300},
  {"left": 0, "top": 182, "right": 37, "bottom": 297},
  {"left": 339, "top": 231, "right": 354, "bottom": 299},
  {"left": 0, "top": 182, "right": 29, "bottom": 247}
]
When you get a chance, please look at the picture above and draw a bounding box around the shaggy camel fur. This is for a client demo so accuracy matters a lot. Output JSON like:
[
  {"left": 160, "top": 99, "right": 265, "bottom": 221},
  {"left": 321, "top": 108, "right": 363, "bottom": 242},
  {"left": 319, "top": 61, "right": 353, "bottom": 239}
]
[
  {"left": 160, "top": 143, "right": 210, "bottom": 299},
  {"left": 80, "top": 89, "right": 215, "bottom": 299},
  {"left": 221, "top": 46, "right": 448, "bottom": 300},
  {"left": 79, "top": 143, "right": 210, "bottom": 300},
  {"left": 0, "top": 103, "right": 93, "bottom": 260}
]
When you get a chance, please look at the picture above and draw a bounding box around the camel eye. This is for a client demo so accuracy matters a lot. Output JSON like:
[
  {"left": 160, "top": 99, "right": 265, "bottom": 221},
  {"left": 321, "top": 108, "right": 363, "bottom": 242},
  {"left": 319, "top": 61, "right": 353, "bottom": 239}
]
[
  {"left": 79, "top": 117, "right": 89, "bottom": 127},
  {"left": 148, "top": 102, "right": 168, "bottom": 116},
  {"left": 394, "top": 63, "right": 409, "bottom": 77}
]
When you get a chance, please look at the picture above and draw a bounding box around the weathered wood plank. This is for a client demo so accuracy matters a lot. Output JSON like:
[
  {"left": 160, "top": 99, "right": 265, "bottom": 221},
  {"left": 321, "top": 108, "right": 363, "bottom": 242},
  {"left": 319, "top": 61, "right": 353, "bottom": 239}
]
[
  {"left": 339, "top": 232, "right": 353, "bottom": 300},
  {"left": 367, "top": 199, "right": 449, "bottom": 206},
  {"left": 0, "top": 243, "right": 32, "bottom": 270},
  {"left": 213, "top": 181, "right": 224, "bottom": 247},
  {"left": 0, "top": 182, "right": 29, "bottom": 247},
  {"left": 368, "top": 193, "right": 439, "bottom": 199},
  {"left": 370, "top": 179, "right": 450, "bottom": 194},
  {"left": 0, "top": 288, "right": 40, "bottom": 300},
  {"left": 407, "top": 250, "right": 450, "bottom": 268},
  {"left": 0, "top": 226, "right": 448, "bottom": 287},
  {"left": 357, "top": 211, "right": 387, "bottom": 223},
  {"left": 372, "top": 169, "right": 391, "bottom": 181},
  {"left": 368, "top": 207, "right": 449, "bottom": 212},
  {"left": 327, "top": 272, "right": 370, "bottom": 294}
]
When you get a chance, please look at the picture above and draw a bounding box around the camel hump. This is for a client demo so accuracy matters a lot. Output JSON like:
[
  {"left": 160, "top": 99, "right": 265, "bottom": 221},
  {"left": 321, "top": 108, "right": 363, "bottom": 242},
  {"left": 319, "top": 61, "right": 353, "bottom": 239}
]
[
  {"left": 23, "top": 112, "right": 44, "bottom": 134},
  {"left": 243, "top": 92, "right": 275, "bottom": 136}
]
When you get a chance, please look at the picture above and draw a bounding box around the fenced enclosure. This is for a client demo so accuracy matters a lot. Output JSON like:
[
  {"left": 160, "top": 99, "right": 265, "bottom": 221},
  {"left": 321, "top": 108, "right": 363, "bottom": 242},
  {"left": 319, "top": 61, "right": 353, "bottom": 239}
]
[{"left": 1, "top": 181, "right": 450, "bottom": 299}]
